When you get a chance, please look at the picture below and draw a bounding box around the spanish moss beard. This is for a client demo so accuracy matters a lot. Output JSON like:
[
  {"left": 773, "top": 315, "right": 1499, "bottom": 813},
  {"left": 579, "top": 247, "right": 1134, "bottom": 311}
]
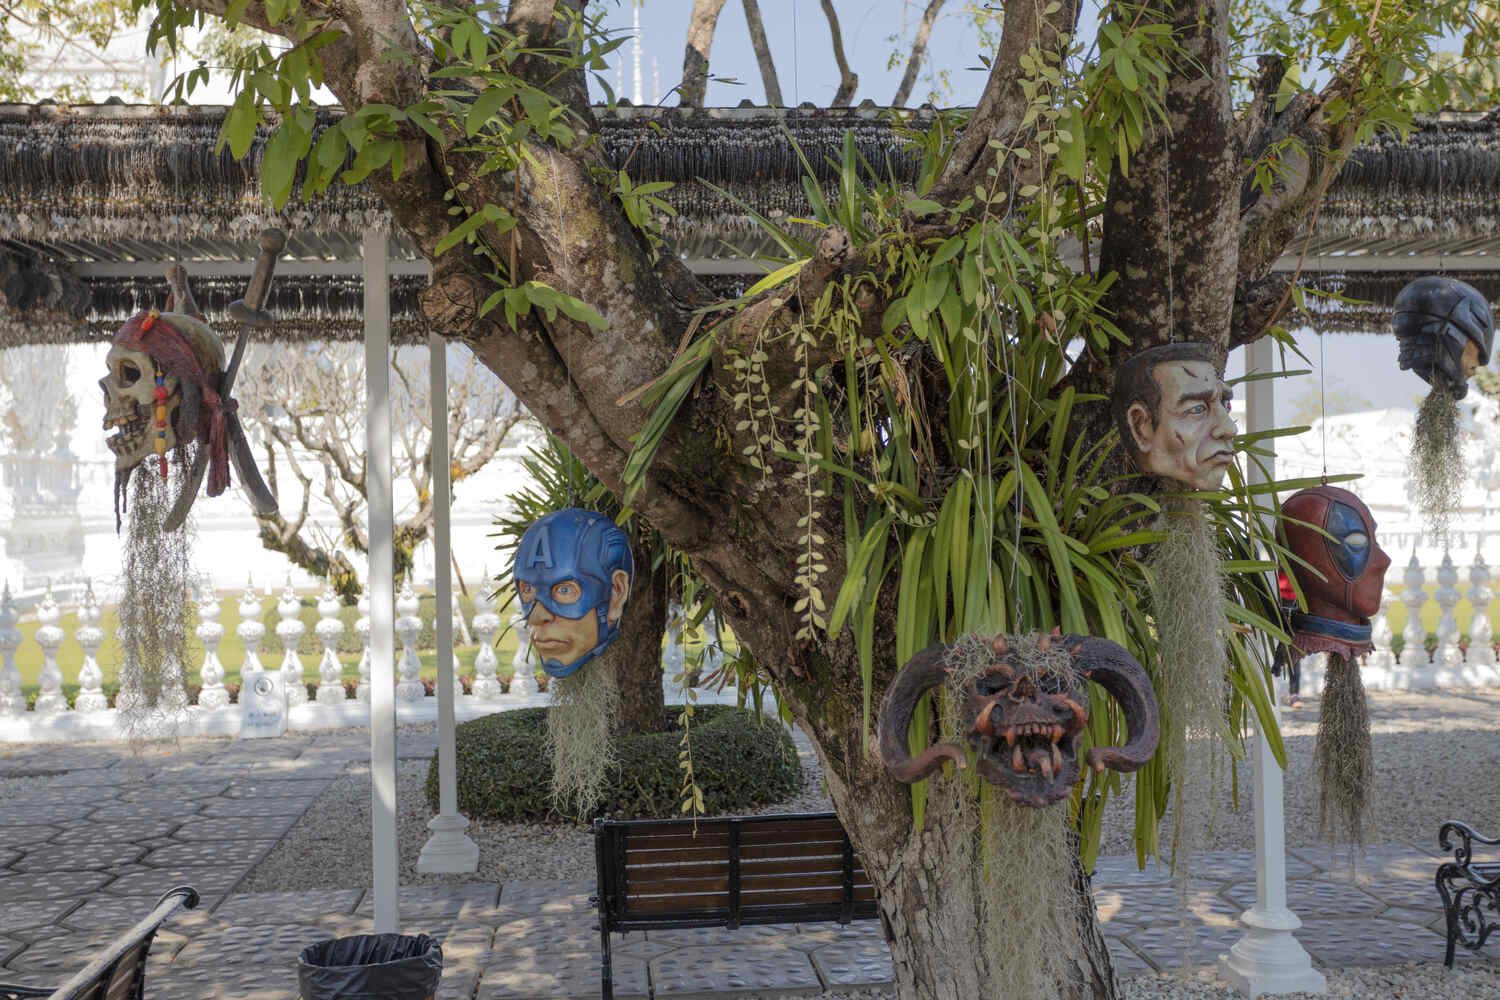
[
  {"left": 1408, "top": 389, "right": 1463, "bottom": 545},
  {"left": 545, "top": 661, "right": 620, "bottom": 820},
  {"left": 1315, "top": 653, "right": 1373, "bottom": 846},
  {"left": 1147, "top": 497, "right": 1230, "bottom": 878},
  {"left": 116, "top": 455, "right": 194, "bottom": 747}
]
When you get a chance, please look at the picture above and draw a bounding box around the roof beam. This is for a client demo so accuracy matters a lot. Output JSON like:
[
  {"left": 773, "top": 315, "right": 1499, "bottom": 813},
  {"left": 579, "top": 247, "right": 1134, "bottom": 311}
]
[{"left": 1272, "top": 252, "right": 1500, "bottom": 273}]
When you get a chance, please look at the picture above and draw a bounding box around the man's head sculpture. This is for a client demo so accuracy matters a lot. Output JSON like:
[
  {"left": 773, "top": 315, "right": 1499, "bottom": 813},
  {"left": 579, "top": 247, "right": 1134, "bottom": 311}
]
[
  {"left": 1279, "top": 485, "right": 1392, "bottom": 660},
  {"left": 1393, "top": 276, "right": 1494, "bottom": 400},
  {"left": 877, "top": 632, "right": 1159, "bottom": 808},
  {"left": 513, "top": 507, "right": 633, "bottom": 678},
  {"left": 1110, "top": 342, "right": 1237, "bottom": 490},
  {"left": 101, "top": 264, "right": 277, "bottom": 532}
]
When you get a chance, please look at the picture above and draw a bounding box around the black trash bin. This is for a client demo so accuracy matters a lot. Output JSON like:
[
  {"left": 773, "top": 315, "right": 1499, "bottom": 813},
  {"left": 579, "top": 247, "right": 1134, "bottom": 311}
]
[{"left": 298, "top": 933, "right": 443, "bottom": 1000}]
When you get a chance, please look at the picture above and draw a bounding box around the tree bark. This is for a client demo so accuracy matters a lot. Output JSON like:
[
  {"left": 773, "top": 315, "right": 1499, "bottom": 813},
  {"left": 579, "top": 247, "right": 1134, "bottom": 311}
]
[
  {"left": 741, "top": 0, "right": 784, "bottom": 106},
  {"left": 609, "top": 549, "right": 668, "bottom": 736},
  {"left": 819, "top": 0, "right": 858, "bottom": 106},
  {"left": 891, "top": 0, "right": 945, "bottom": 107},
  {"left": 680, "top": 0, "right": 730, "bottom": 108}
]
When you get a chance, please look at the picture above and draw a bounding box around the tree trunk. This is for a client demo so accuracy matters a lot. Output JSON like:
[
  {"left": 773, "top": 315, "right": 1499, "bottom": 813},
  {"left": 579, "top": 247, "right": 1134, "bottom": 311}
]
[
  {"left": 680, "top": 0, "right": 731, "bottom": 108},
  {"left": 891, "top": 0, "right": 945, "bottom": 107},
  {"left": 607, "top": 549, "right": 668, "bottom": 736},
  {"left": 741, "top": 0, "right": 784, "bottom": 106}
]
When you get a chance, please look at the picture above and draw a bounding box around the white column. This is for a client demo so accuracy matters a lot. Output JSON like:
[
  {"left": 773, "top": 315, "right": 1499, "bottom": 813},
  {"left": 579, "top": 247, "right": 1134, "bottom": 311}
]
[
  {"left": 452, "top": 589, "right": 473, "bottom": 646},
  {"left": 1219, "top": 335, "right": 1326, "bottom": 996},
  {"left": 0, "top": 583, "right": 22, "bottom": 717},
  {"left": 74, "top": 581, "right": 109, "bottom": 713},
  {"left": 1434, "top": 552, "right": 1464, "bottom": 683},
  {"left": 277, "top": 579, "right": 309, "bottom": 707},
  {"left": 315, "top": 584, "right": 348, "bottom": 705},
  {"left": 33, "top": 583, "right": 68, "bottom": 715},
  {"left": 355, "top": 591, "right": 372, "bottom": 703},
  {"left": 1365, "top": 586, "right": 1396, "bottom": 685},
  {"left": 238, "top": 578, "right": 266, "bottom": 674},
  {"left": 196, "top": 583, "right": 230, "bottom": 710},
  {"left": 1467, "top": 553, "right": 1498, "bottom": 684},
  {"left": 364, "top": 227, "right": 400, "bottom": 933},
  {"left": 508, "top": 611, "right": 539, "bottom": 696},
  {"left": 395, "top": 580, "right": 425, "bottom": 702},
  {"left": 1399, "top": 556, "right": 1434, "bottom": 688},
  {"left": 470, "top": 579, "right": 503, "bottom": 700},
  {"left": 418, "top": 331, "right": 479, "bottom": 874}
]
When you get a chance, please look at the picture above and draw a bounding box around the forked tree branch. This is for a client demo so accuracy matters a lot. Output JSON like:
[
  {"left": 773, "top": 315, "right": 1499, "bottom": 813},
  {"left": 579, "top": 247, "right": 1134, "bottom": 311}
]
[
  {"left": 820, "top": 0, "right": 858, "bottom": 106},
  {"left": 891, "top": 0, "right": 945, "bottom": 108},
  {"left": 680, "top": 0, "right": 731, "bottom": 108},
  {"left": 741, "top": 0, "right": 784, "bottom": 105}
]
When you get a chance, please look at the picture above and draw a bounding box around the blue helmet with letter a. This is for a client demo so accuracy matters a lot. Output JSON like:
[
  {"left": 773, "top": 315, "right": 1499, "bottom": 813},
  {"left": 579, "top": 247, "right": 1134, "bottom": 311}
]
[{"left": 513, "top": 507, "right": 633, "bottom": 677}]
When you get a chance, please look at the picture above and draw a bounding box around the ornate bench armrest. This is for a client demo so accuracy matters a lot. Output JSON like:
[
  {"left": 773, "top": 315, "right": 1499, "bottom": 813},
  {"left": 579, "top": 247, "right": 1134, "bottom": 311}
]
[{"left": 1440, "top": 821, "right": 1500, "bottom": 869}]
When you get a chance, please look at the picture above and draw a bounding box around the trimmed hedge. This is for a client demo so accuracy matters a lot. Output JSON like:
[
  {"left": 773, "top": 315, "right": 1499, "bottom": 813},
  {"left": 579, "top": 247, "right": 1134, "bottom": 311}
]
[{"left": 426, "top": 704, "right": 802, "bottom": 822}]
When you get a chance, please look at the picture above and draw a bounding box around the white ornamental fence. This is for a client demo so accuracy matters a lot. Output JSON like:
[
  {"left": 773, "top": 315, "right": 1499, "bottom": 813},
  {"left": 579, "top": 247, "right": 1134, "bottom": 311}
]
[{"left": 0, "top": 578, "right": 742, "bottom": 744}]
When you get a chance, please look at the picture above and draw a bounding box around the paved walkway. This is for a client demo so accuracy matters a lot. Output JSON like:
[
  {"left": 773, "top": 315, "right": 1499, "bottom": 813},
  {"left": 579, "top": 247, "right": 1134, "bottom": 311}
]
[{"left": 0, "top": 734, "right": 1493, "bottom": 1000}]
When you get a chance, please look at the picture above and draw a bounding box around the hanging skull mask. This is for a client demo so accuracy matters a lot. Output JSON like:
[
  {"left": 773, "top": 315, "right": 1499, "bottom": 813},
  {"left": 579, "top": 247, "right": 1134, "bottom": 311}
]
[
  {"left": 101, "top": 314, "right": 223, "bottom": 474},
  {"left": 878, "top": 632, "right": 1159, "bottom": 807}
]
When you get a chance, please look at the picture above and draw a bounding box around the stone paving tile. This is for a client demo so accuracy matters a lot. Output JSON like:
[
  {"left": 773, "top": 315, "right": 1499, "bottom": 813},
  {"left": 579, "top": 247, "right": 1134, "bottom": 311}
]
[
  {"left": 477, "top": 951, "right": 646, "bottom": 1000},
  {"left": 648, "top": 924, "right": 798, "bottom": 949},
  {"left": 89, "top": 802, "right": 204, "bottom": 824},
  {"left": 1124, "top": 920, "right": 1247, "bottom": 970},
  {"left": 354, "top": 884, "right": 500, "bottom": 923},
  {"left": 199, "top": 796, "right": 319, "bottom": 818},
  {"left": 651, "top": 944, "right": 821, "bottom": 998},
  {"left": 210, "top": 889, "right": 365, "bottom": 924},
  {"left": 2, "top": 784, "right": 124, "bottom": 805},
  {"left": 1105, "top": 935, "right": 1155, "bottom": 976},
  {"left": 53, "top": 817, "right": 182, "bottom": 843},
  {"left": 485, "top": 914, "right": 599, "bottom": 957},
  {"left": 1092, "top": 856, "right": 1178, "bottom": 887},
  {"left": 0, "top": 898, "right": 79, "bottom": 934},
  {"left": 103, "top": 864, "right": 249, "bottom": 897},
  {"left": 118, "top": 781, "right": 231, "bottom": 802},
  {"left": 144, "top": 838, "right": 279, "bottom": 870},
  {"left": 0, "top": 825, "right": 59, "bottom": 846},
  {"left": 0, "top": 935, "right": 25, "bottom": 966},
  {"left": 492, "top": 879, "right": 592, "bottom": 916},
  {"left": 1350, "top": 874, "right": 1442, "bottom": 913},
  {"left": 225, "top": 778, "right": 334, "bottom": 798},
  {"left": 440, "top": 969, "right": 481, "bottom": 1000},
  {"left": 171, "top": 814, "right": 299, "bottom": 841},
  {"left": 1094, "top": 880, "right": 1239, "bottom": 927},
  {"left": 5, "top": 929, "right": 124, "bottom": 974},
  {"left": 808, "top": 939, "right": 894, "bottom": 987},
  {"left": 172, "top": 921, "right": 336, "bottom": 968},
  {"left": 60, "top": 894, "right": 217, "bottom": 933},
  {"left": 1299, "top": 916, "right": 1451, "bottom": 967},
  {"left": 784, "top": 921, "right": 885, "bottom": 947},
  {"left": 14, "top": 841, "right": 147, "bottom": 872},
  {"left": 0, "top": 966, "right": 54, "bottom": 991},
  {"left": 0, "top": 846, "right": 20, "bottom": 869},
  {"left": 612, "top": 935, "right": 679, "bottom": 963},
  {"left": 1221, "top": 877, "right": 1386, "bottom": 918},
  {"left": 155, "top": 960, "right": 300, "bottom": 1000},
  {"left": 41, "top": 768, "right": 134, "bottom": 787},
  {"left": 0, "top": 868, "right": 113, "bottom": 900},
  {"left": 0, "top": 802, "right": 97, "bottom": 825}
]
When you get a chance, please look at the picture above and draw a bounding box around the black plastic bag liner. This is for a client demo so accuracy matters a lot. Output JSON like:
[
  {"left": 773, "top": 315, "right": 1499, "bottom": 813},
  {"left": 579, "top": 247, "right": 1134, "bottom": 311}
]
[{"left": 298, "top": 933, "right": 443, "bottom": 1000}]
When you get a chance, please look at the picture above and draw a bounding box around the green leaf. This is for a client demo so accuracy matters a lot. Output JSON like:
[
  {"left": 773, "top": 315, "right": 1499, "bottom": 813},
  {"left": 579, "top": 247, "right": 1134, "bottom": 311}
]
[
  {"left": 745, "top": 259, "right": 808, "bottom": 297},
  {"left": 260, "top": 124, "right": 300, "bottom": 209},
  {"left": 905, "top": 198, "right": 944, "bottom": 217},
  {"left": 829, "top": 514, "right": 892, "bottom": 637},
  {"left": 467, "top": 86, "right": 511, "bottom": 137},
  {"left": 1115, "top": 53, "right": 1138, "bottom": 92},
  {"left": 222, "top": 91, "right": 258, "bottom": 159}
]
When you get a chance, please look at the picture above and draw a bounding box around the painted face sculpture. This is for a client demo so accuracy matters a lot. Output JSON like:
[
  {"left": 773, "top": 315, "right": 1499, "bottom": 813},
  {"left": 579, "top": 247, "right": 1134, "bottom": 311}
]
[
  {"left": 877, "top": 632, "right": 1159, "bottom": 808},
  {"left": 1110, "top": 343, "right": 1237, "bottom": 490},
  {"left": 1393, "top": 276, "right": 1494, "bottom": 400},
  {"left": 1280, "top": 486, "right": 1392, "bottom": 659},
  {"left": 513, "top": 508, "right": 633, "bottom": 678}
]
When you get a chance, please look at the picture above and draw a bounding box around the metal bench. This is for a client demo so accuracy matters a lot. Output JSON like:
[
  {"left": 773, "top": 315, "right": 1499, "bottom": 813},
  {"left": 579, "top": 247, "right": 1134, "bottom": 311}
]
[
  {"left": 1436, "top": 821, "right": 1500, "bottom": 968},
  {"left": 592, "top": 812, "right": 878, "bottom": 999},
  {"left": 0, "top": 886, "right": 199, "bottom": 1000}
]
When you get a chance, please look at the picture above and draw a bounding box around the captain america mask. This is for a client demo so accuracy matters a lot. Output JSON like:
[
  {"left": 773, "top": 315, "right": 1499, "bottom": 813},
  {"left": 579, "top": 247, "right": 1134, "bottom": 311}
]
[
  {"left": 1279, "top": 486, "right": 1391, "bottom": 659},
  {"left": 513, "top": 508, "right": 633, "bottom": 678}
]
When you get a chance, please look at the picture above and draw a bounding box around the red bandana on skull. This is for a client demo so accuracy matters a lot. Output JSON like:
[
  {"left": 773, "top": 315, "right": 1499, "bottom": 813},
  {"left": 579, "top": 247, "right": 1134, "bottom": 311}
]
[{"left": 1279, "top": 486, "right": 1392, "bottom": 660}]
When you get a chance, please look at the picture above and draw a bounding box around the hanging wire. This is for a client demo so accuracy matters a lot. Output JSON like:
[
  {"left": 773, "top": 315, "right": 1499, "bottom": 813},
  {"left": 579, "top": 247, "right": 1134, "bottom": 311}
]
[
  {"left": 1436, "top": 118, "right": 1447, "bottom": 276},
  {"left": 1317, "top": 258, "right": 1328, "bottom": 485}
]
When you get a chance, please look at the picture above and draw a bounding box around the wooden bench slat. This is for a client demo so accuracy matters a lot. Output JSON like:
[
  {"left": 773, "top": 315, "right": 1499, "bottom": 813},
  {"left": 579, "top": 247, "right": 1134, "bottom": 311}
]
[
  {"left": 626, "top": 841, "right": 846, "bottom": 865},
  {"left": 624, "top": 856, "right": 865, "bottom": 880},
  {"left": 627, "top": 869, "right": 872, "bottom": 897},
  {"left": 623, "top": 816, "right": 844, "bottom": 839}
]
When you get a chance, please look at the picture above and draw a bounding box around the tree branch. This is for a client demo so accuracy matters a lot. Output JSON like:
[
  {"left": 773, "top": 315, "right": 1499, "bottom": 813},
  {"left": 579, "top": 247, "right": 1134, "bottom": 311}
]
[
  {"left": 680, "top": 0, "right": 731, "bottom": 108},
  {"left": 819, "top": 0, "right": 858, "bottom": 106},
  {"left": 741, "top": 0, "right": 784, "bottom": 105},
  {"left": 891, "top": 0, "right": 945, "bottom": 108}
]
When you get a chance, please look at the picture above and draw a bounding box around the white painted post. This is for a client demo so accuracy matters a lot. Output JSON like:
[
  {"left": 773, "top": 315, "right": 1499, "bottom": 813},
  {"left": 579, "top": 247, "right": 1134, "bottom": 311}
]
[
  {"left": 315, "top": 584, "right": 348, "bottom": 705},
  {"left": 470, "top": 580, "right": 503, "bottom": 700},
  {"left": 395, "top": 580, "right": 425, "bottom": 702},
  {"left": 1434, "top": 553, "right": 1464, "bottom": 682},
  {"left": 1219, "top": 336, "right": 1326, "bottom": 996},
  {"left": 508, "top": 611, "right": 539, "bottom": 696},
  {"left": 0, "top": 583, "right": 21, "bottom": 717},
  {"left": 238, "top": 577, "right": 266, "bottom": 675},
  {"left": 1365, "top": 586, "right": 1395, "bottom": 682},
  {"left": 417, "top": 332, "right": 479, "bottom": 874},
  {"left": 196, "top": 583, "right": 230, "bottom": 710},
  {"left": 364, "top": 227, "right": 400, "bottom": 933},
  {"left": 277, "top": 579, "right": 309, "bottom": 708},
  {"left": 33, "top": 583, "right": 68, "bottom": 715},
  {"left": 74, "top": 581, "right": 109, "bottom": 713},
  {"left": 355, "top": 591, "right": 372, "bottom": 703},
  {"left": 1466, "top": 552, "right": 1498, "bottom": 685}
]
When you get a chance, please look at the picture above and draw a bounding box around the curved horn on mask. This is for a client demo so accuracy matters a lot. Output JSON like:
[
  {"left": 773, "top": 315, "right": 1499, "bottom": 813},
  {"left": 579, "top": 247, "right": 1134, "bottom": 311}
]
[
  {"left": 877, "top": 643, "right": 968, "bottom": 783},
  {"left": 1068, "top": 636, "right": 1160, "bottom": 774}
]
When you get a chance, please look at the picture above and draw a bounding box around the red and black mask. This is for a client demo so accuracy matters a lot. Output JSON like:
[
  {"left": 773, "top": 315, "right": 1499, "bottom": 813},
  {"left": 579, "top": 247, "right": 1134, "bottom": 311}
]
[{"left": 1279, "top": 486, "right": 1392, "bottom": 659}]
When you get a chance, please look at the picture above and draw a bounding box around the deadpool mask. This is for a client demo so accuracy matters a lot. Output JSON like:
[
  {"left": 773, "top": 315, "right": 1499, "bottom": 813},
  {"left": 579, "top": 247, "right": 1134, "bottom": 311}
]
[{"left": 1279, "top": 486, "right": 1392, "bottom": 659}]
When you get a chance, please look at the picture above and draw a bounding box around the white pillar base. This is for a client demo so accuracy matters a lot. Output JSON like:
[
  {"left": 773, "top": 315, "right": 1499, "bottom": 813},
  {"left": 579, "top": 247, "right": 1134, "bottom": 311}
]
[
  {"left": 416, "top": 812, "right": 480, "bottom": 874},
  {"left": 1219, "top": 905, "right": 1326, "bottom": 998}
]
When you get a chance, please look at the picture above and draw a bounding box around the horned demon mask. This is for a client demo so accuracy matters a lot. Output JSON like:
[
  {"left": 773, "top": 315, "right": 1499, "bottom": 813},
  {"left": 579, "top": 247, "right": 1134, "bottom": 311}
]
[
  {"left": 1279, "top": 485, "right": 1392, "bottom": 660},
  {"left": 101, "top": 233, "right": 282, "bottom": 532},
  {"left": 878, "top": 632, "right": 1160, "bottom": 807}
]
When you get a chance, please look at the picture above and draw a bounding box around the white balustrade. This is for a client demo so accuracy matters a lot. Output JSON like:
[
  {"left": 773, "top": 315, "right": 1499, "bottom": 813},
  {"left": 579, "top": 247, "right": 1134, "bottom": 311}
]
[
  {"left": 395, "top": 580, "right": 425, "bottom": 702},
  {"left": 355, "top": 591, "right": 372, "bottom": 703},
  {"left": 74, "top": 581, "right": 109, "bottom": 713},
  {"left": 452, "top": 588, "right": 473, "bottom": 646},
  {"left": 508, "top": 612, "right": 539, "bottom": 696},
  {"left": 1398, "top": 555, "right": 1431, "bottom": 686},
  {"left": 445, "top": 594, "right": 465, "bottom": 701},
  {"left": 32, "top": 584, "right": 67, "bottom": 715},
  {"left": 0, "top": 584, "right": 21, "bottom": 717},
  {"left": 315, "top": 585, "right": 348, "bottom": 705},
  {"left": 1467, "top": 554, "right": 1500, "bottom": 686},
  {"left": 1434, "top": 553, "right": 1464, "bottom": 676},
  {"left": 237, "top": 578, "right": 266, "bottom": 675},
  {"left": 470, "top": 587, "right": 503, "bottom": 700},
  {"left": 195, "top": 583, "right": 230, "bottom": 710},
  {"left": 1366, "top": 587, "right": 1395, "bottom": 675},
  {"left": 277, "top": 580, "right": 309, "bottom": 708}
]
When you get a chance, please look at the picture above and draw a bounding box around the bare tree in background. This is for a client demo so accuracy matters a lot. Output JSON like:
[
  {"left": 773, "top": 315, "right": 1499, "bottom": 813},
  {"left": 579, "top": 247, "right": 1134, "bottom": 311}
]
[
  {"left": 819, "top": 0, "right": 858, "bottom": 106},
  {"left": 890, "top": 0, "right": 946, "bottom": 107},
  {"left": 236, "top": 342, "right": 528, "bottom": 600},
  {"left": 679, "top": 0, "right": 730, "bottom": 108},
  {"left": 740, "top": 0, "right": 783, "bottom": 106}
]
